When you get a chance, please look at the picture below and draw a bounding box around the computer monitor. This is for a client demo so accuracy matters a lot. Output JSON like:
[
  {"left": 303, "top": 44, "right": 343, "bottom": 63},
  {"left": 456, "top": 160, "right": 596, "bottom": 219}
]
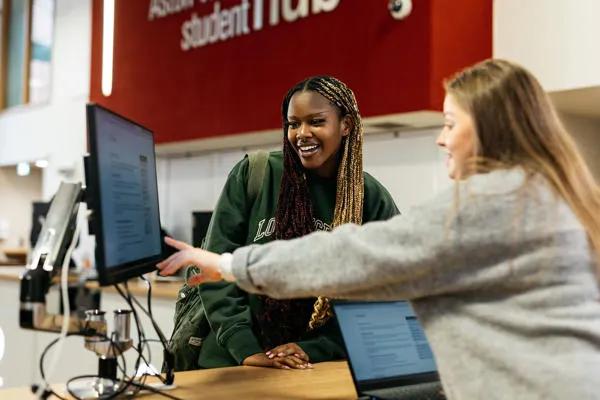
[
  {"left": 85, "top": 103, "right": 163, "bottom": 286},
  {"left": 192, "top": 211, "right": 213, "bottom": 247}
]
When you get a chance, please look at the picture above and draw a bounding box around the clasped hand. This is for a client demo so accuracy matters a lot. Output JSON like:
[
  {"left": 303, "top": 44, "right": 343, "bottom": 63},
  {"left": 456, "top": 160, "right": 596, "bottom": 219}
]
[
  {"left": 156, "top": 237, "right": 223, "bottom": 285},
  {"left": 244, "top": 343, "right": 313, "bottom": 370}
]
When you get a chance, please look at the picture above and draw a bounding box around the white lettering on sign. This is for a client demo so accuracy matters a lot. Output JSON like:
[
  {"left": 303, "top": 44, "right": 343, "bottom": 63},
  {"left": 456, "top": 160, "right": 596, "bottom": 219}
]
[
  {"left": 181, "top": 1, "right": 252, "bottom": 50},
  {"left": 147, "top": 0, "right": 341, "bottom": 52},
  {"left": 148, "top": 0, "right": 196, "bottom": 21}
]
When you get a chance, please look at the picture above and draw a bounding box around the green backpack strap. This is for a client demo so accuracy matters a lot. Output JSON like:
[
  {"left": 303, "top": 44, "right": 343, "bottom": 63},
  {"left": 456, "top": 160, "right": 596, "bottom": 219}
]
[
  {"left": 247, "top": 150, "right": 270, "bottom": 207},
  {"left": 200, "top": 149, "right": 269, "bottom": 249},
  {"left": 167, "top": 151, "right": 270, "bottom": 372}
]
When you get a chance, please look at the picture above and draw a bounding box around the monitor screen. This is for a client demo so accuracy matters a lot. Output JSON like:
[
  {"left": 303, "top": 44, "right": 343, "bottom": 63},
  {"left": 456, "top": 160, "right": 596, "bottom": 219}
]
[
  {"left": 86, "top": 104, "right": 163, "bottom": 286},
  {"left": 192, "top": 211, "right": 213, "bottom": 247},
  {"left": 334, "top": 301, "right": 437, "bottom": 383}
]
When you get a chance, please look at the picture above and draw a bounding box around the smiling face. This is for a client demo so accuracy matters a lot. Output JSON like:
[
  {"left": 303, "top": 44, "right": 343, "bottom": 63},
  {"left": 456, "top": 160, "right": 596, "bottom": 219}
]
[
  {"left": 286, "top": 90, "right": 350, "bottom": 178},
  {"left": 436, "top": 94, "right": 478, "bottom": 180}
]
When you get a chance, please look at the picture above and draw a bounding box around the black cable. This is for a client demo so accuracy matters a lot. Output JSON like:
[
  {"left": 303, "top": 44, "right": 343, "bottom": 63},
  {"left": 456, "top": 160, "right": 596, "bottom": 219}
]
[
  {"left": 72, "top": 314, "right": 165, "bottom": 399},
  {"left": 136, "top": 282, "right": 154, "bottom": 372},
  {"left": 124, "top": 281, "right": 155, "bottom": 388},
  {"left": 115, "top": 283, "right": 148, "bottom": 396},
  {"left": 126, "top": 278, "right": 174, "bottom": 384},
  {"left": 122, "top": 282, "right": 172, "bottom": 385},
  {"left": 143, "top": 332, "right": 153, "bottom": 371},
  {"left": 141, "top": 275, "right": 153, "bottom": 319},
  {"left": 39, "top": 331, "right": 128, "bottom": 400},
  {"left": 39, "top": 320, "right": 96, "bottom": 383},
  {"left": 118, "top": 281, "right": 175, "bottom": 397},
  {"left": 104, "top": 331, "right": 131, "bottom": 400},
  {"left": 129, "top": 293, "right": 170, "bottom": 345},
  {"left": 115, "top": 284, "right": 146, "bottom": 369},
  {"left": 65, "top": 375, "right": 183, "bottom": 400},
  {"left": 124, "top": 339, "right": 164, "bottom": 381},
  {"left": 64, "top": 375, "right": 101, "bottom": 400},
  {"left": 139, "top": 276, "right": 173, "bottom": 368},
  {"left": 64, "top": 327, "right": 182, "bottom": 400},
  {"left": 138, "top": 276, "right": 170, "bottom": 346},
  {"left": 121, "top": 378, "right": 182, "bottom": 400},
  {"left": 128, "top": 279, "right": 172, "bottom": 356},
  {"left": 36, "top": 333, "right": 71, "bottom": 400},
  {"left": 40, "top": 333, "right": 74, "bottom": 383},
  {"left": 30, "top": 383, "right": 60, "bottom": 400},
  {"left": 110, "top": 331, "right": 128, "bottom": 377},
  {"left": 124, "top": 344, "right": 165, "bottom": 398},
  {"left": 36, "top": 283, "right": 173, "bottom": 400},
  {"left": 122, "top": 282, "right": 147, "bottom": 364}
]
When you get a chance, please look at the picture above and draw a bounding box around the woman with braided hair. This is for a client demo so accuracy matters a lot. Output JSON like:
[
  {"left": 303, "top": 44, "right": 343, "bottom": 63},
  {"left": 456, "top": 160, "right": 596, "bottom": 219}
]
[{"left": 171, "top": 76, "right": 398, "bottom": 370}]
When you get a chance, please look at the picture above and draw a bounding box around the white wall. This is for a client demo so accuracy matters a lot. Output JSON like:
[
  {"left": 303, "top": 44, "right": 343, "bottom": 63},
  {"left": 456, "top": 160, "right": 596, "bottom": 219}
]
[
  {"left": 0, "top": 0, "right": 91, "bottom": 199},
  {"left": 158, "top": 115, "right": 600, "bottom": 244},
  {"left": 362, "top": 131, "right": 450, "bottom": 211},
  {"left": 157, "top": 130, "right": 450, "bottom": 244},
  {"left": 0, "top": 166, "right": 43, "bottom": 249},
  {"left": 494, "top": 0, "right": 600, "bottom": 92}
]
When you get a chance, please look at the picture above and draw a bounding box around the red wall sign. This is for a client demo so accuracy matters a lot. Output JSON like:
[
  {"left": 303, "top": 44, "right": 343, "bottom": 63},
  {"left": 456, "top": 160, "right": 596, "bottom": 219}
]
[{"left": 90, "top": 0, "right": 492, "bottom": 145}]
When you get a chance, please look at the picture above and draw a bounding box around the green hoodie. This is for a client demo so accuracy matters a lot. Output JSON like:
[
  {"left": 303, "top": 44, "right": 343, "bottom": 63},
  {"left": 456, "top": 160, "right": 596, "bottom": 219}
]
[{"left": 197, "top": 151, "right": 399, "bottom": 368}]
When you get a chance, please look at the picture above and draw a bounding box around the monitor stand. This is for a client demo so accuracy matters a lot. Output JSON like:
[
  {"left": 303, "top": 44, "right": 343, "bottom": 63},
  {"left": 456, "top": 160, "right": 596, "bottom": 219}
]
[
  {"left": 66, "top": 309, "right": 173, "bottom": 399},
  {"left": 67, "top": 374, "right": 172, "bottom": 399}
]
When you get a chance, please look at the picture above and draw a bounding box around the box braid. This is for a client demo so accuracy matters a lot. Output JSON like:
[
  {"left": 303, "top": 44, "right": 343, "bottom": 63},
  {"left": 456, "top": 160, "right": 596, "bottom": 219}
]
[{"left": 257, "top": 76, "right": 364, "bottom": 348}]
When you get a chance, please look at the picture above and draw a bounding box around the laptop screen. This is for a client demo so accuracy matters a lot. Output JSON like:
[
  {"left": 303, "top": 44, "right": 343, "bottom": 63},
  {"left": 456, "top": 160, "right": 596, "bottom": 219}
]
[{"left": 334, "top": 301, "right": 437, "bottom": 383}]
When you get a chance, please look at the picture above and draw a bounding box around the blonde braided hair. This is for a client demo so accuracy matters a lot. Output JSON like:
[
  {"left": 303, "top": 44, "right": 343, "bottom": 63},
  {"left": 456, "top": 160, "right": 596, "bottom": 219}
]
[
  {"left": 300, "top": 77, "right": 365, "bottom": 330},
  {"left": 259, "top": 76, "right": 365, "bottom": 348}
]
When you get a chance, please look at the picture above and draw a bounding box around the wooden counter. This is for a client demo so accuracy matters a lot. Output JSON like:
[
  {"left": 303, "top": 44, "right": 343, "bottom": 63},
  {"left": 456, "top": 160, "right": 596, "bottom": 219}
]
[
  {"left": 0, "top": 361, "right": 357, "bottom": 400},
  {"left": 0, "top": 266, "right": 182, "bottom": 300},
  {"left": 0, "top": 248, "right": 28, "bottom": 265}
]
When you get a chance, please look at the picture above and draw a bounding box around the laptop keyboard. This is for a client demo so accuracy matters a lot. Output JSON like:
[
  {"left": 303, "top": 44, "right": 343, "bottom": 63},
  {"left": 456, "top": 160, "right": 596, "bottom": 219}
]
[{"left": 365, "top": 381, "right": 444, "bottom": 400}]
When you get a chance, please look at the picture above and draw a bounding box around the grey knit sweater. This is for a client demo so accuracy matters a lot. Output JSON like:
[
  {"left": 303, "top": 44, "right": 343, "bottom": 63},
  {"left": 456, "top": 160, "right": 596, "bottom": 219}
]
[{"left": 231, "top": 169, "right": 600, "bottom": 399}]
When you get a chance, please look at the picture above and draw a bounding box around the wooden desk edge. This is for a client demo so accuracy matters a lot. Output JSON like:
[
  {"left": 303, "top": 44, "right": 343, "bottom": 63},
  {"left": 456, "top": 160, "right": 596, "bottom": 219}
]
[
  {"left": 0, "top": 361, "right": 357, "bottom": 400},
  {"left": 0, "top": 269, "right": 182, "bottom": 300}
]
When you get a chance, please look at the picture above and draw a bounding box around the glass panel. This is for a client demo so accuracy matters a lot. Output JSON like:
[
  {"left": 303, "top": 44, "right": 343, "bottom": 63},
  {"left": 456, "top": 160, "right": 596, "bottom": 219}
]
[
  {"left": 28, "top": 0, "right": 54, "bottom": 104},
  {"left": 5, "top": 0, "right": 29, "bottom": 108},
  {"left": 0, "top": 0, "right": 3, "bottom": 90}
]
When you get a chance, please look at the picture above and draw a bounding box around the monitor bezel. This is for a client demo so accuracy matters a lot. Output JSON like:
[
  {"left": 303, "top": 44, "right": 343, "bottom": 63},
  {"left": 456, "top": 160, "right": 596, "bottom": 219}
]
[
  {"left": 86, "top": 103, "right": 164, "bottom": 287},
  {"left": 331, "top": 300, "right": 440, "bottom": 393}
]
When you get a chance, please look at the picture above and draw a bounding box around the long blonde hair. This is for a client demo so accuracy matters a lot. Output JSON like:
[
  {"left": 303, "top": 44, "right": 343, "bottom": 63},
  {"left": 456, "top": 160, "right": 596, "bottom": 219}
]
[
  {"left": 446, "top": 59, "right": 600, "bottom": 271},
  {"left": 278, "top": 76, "right": 364, "bottom": 330}
]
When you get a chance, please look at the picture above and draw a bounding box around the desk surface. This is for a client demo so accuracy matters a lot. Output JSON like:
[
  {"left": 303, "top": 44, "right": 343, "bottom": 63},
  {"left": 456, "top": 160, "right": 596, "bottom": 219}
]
[
  {"left": 0, "top": 266, "right": 183, "bottom": 300},
  {"left": 0, "top": 361, "right": 357, "bottom": 400}
]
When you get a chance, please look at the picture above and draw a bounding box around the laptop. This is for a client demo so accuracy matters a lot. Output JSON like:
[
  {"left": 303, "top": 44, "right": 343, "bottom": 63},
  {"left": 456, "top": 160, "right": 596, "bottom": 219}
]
[{"left": 332, "top": 301, "right": 444, "bottom": 400}]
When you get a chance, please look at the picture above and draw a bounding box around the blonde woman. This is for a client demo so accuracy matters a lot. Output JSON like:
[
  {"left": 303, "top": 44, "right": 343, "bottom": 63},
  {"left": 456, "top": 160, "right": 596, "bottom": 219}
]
[{"left": 159, "top": 60, "right": 600, "bottom": 399}]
